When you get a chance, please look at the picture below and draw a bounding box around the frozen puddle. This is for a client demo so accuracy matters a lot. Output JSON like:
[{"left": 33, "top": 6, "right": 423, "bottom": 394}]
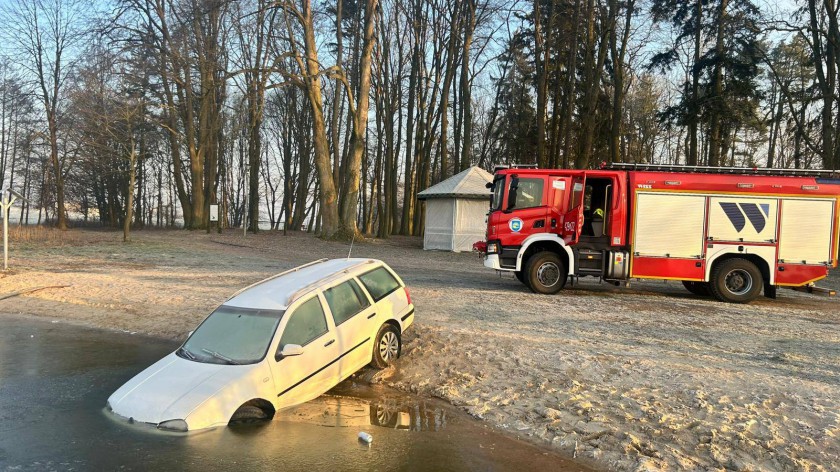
[{"left": 0, "top": 314, "right": 592, "bottom": 471}]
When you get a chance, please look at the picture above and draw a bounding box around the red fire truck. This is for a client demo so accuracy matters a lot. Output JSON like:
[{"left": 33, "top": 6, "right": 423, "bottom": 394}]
[{"left": 473, "top": 163, "right": 840, "bottom": 303}]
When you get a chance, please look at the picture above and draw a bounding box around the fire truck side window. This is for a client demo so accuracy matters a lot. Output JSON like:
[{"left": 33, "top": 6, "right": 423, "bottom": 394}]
[
  {"left": 571, "top": 180, "right": 584, "bottom": 208},
  {"left": 510, "top": 178, "right": 544, "bottom": 210}
]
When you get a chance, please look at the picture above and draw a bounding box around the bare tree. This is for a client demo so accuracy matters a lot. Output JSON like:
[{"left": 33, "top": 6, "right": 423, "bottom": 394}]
[{"left": 2, "top": 0, "right": 88, "bottom": 229}]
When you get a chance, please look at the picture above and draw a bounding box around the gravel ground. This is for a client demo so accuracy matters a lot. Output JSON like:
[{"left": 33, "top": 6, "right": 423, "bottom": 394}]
[{"left": 1, "top": 228, "right": 838, "bottom": 471}]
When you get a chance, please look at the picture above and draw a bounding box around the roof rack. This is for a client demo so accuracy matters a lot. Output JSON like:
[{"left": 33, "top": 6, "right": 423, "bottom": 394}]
[
  {"left": 226, "top": 258, "right": 329, "bottom": 301},
  {"left": 602, "top": 162, "right": 839, "bottom": 177}
]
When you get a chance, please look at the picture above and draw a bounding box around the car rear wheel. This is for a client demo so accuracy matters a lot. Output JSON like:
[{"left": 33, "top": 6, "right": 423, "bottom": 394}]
[
  {"left": 682, "top": 280, "right": 711, "bottom": 297},
  {"left": 371, "top": 324, "right": 401, "bottom": 369},
  {"left": 524, "top": 252, "right": 567, "bottom": 295},
  {"left": 709, "top": 258, "right": 762, "bottom": 303}
]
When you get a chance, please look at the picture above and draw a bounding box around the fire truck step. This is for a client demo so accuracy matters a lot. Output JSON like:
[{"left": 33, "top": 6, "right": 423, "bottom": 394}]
[{"left": 790, "top": 285, "right": 836, "bottom": 297}]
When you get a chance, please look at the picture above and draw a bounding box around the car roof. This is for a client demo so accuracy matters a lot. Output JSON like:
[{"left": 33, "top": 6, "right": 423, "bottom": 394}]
[{"left": 224, "top": 258, "right": 385, "bottom": 311}]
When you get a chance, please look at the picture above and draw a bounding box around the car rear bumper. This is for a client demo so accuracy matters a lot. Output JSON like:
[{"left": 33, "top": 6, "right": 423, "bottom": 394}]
[{"left": 399, "top": 305, "right": 415, "bottom": 332}]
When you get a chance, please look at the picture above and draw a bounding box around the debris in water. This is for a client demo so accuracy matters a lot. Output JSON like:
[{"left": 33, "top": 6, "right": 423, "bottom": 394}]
[{"left": 358, "top": 431, "right": 373, "bottom": 444}]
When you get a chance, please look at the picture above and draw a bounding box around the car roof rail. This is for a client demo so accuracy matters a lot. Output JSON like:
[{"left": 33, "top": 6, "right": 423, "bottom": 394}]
[
  {"left": 226, "top": 258, "right": 329, "bottom": 301},
  {"left": 285, "top": 259, "right": 378, "bottom": 306}
]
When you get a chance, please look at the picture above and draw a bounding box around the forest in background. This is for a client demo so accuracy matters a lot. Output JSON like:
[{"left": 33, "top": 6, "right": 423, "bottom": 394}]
[{"left": 0, "top": 0, "right": 838, "bottom": 240}]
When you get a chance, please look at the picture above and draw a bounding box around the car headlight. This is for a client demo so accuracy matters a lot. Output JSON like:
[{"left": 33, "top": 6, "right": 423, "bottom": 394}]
[
  {"left": 158, "top": 419, "right": 188, "bottom": 432},
  {"left": 487, "top": 242, "right": 499, "bottom": 254}
]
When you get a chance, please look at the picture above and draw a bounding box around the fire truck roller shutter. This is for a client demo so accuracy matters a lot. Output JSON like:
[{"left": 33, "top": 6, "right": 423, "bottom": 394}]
[
  {"left": 633, "top": 192, "right": 706, "bottom": 258},
  {"left": 779, "top": 198, "right": 836, "bottom": 265}
]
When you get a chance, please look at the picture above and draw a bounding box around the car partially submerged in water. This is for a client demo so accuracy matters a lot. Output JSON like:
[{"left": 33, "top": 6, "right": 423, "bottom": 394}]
[{"left": 107, "top": 258, "right": 415, "bottom": 432}]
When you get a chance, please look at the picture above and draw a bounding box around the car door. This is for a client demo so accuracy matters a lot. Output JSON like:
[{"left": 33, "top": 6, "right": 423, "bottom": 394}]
[
  {"left": 322, "top": 278, "right": 376, "bottom": 379},
  {"left": 271, "top": 293, "right": 340, "bottom": 410}
]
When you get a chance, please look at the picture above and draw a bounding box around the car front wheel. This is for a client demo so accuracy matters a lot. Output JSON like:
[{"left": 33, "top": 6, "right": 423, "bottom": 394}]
[{"left": 371, "top": 324, "right": 401, "bottom": 369}]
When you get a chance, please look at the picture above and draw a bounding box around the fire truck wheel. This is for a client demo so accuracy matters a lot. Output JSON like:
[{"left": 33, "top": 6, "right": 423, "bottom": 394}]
[
  {"left": 524, "top": 252, "right": 567, "bottom": 294},
  {"left": 709, "top": 258, "right": 763, "bottom": 303},
  {"left": 682, "top": 281, "right": 711, "bottom": 297},
  {"left": 515, "top": 270, "right": 529, "bottom": 287}
]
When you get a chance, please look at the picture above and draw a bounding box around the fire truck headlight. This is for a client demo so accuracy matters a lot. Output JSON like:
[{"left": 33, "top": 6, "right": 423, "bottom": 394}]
[{"left": 487, "top": 242, "right": 499, "bottom": 254}]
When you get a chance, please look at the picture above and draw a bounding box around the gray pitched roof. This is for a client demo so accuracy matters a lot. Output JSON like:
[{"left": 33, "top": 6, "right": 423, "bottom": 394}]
[{"left": 417, "top": 166, "right": 493, "bottom": 200}]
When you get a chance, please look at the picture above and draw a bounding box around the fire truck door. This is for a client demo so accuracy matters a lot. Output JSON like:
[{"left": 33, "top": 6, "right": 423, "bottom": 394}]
[
  {"left": 561, "top": 176, "right": 585, "bottom": 243},
  {"left": 547, "top": 176, "right": 569, "bottom": 233},
  {"left": 498, "top": 175, "right": 549, "bottom": 243}
]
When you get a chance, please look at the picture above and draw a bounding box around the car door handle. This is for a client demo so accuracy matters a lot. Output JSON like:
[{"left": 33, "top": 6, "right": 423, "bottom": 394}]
[
  {"left": 367, "top": 312, "right": 376, "bottom": 319},
  {"left": 324, "top": 339, "right": 335, "bottom": 347}
]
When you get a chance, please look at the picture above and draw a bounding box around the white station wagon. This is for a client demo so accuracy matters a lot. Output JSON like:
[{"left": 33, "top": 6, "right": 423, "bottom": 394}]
[{"left": 107, "top": 258, "right": 415, "bottom": 432}]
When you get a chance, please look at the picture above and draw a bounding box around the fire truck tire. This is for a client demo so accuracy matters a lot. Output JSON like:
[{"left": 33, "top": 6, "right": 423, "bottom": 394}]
[
  {"left": 682, "top": 281, "right": 711, "bottom": 297},
  {"left": 709, "top": 258, "right": 763, "bottom": 303},
  {"left": 524, "top": 252, "right": 567, "bottom": 294},
  {"left": 515, "top": 270, "right": 529, "bottom": 288}
]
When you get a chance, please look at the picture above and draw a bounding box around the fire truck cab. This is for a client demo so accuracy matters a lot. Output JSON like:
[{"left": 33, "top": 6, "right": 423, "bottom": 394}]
[{"left": 476, "top": 164, "right": 840, "bottom": 303}]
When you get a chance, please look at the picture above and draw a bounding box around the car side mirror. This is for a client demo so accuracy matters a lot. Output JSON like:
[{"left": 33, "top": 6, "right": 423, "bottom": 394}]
[{"left": 276, "top": 344, "right": 303, "bottom": 361}]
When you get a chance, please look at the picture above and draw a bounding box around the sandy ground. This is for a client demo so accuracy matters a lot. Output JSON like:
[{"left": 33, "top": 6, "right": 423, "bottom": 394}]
[{"left": 1, "top": 228, "right": 838, "bottom": 471}]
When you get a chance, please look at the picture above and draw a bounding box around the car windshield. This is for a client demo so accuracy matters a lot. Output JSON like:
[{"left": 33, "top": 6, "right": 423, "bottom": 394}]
[{"left": 178, "top": 306, "right": 284, "bottom": 365}]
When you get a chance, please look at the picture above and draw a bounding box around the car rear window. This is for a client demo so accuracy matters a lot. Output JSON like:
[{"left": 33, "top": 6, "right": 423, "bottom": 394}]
[
  {"left": 358, "top": 267, "right": 402, "bottom": 302},
  {"left": 324, "top": 279, "right": 371, "bottom": 326}
]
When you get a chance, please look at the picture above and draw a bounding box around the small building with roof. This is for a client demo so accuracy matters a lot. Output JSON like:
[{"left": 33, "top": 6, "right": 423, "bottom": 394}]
[{"left": 417, "top": 166, "right": 493, "bottom": 252}]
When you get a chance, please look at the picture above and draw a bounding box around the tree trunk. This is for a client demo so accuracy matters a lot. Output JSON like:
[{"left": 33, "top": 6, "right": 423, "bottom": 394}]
[{"left": 339, "top": 0, "right": 379, "bottom": 238}]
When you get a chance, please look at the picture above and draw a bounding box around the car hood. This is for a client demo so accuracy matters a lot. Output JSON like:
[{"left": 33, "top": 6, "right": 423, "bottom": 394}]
[{"left": 107, "top": 352, "right": 257, "bottom": 427}]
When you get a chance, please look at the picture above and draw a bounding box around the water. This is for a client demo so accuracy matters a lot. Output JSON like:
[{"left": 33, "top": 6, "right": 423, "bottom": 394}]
[{"left": 0, "top": 315, "right": 591, "bottom": 471}]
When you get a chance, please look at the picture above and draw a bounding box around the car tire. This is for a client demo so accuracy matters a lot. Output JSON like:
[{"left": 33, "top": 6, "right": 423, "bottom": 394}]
[
  {"left": 682, "top": 280, "right": 711, "bottom": 297},
  {"left": 371, "top": 324, "right": 401, "bottom": 369},
  {"left": 229, "top": 405, "right": 271, "bottom": 423},
  {"left": 524, "top": 252, "right": 567, "bottom": 295},
  {"left": 709, "top": 258, "right": 762, "bottom": 303}
]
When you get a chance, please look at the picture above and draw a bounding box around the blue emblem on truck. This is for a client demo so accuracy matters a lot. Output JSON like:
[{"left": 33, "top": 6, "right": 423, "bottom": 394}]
[{"left": 509, "top": 218, "right": 523, "bottom": 232}]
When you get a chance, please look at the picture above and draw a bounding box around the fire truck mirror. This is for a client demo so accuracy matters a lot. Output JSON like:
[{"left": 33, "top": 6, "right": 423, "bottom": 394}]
[{"left": 506, "top": 176, "right": 519, "bottom": 211}]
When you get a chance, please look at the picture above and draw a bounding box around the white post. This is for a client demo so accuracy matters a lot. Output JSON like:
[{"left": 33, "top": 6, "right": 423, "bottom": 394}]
[
  {"left": 2, "top": 189, "right": 20, "bottom": 270},
  {"left": 2, "top": 189, "right": 7, "bottom": 271}
]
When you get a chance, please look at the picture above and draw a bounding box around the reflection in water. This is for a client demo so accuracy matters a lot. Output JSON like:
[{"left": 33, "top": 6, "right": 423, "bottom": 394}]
[{"left": 276, "top": 394, "right": 447, "bottom": 432}]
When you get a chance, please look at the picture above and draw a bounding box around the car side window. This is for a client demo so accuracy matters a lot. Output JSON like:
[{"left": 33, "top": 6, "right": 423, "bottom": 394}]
[
  {"left": 358, "top": 267, "right": 402, "bottom": 302},
  {"left": 324, "top": 279, "right": 370, "bottom": 326},
  {"left": 279, "top": 297, "right": 328, "bottom": 347}
]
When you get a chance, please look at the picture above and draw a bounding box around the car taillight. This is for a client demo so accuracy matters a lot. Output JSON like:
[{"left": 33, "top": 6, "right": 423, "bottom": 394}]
[{"left": 404, "top": 287, "right": 412, "bottom": 305}]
